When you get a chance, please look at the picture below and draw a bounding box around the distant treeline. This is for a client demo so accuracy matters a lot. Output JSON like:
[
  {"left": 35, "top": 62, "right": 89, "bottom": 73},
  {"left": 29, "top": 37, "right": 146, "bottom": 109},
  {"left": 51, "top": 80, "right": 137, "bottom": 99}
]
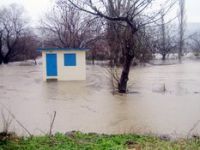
[{"left": 0, "top": 2, "right": 199, "bottom": 66}]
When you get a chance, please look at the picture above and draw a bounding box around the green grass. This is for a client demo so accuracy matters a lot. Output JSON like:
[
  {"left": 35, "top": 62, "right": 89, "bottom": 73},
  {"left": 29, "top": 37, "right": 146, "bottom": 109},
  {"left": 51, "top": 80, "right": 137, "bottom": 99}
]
[{"left": 1, "top": 132, "right": 200, "bottom": 150}]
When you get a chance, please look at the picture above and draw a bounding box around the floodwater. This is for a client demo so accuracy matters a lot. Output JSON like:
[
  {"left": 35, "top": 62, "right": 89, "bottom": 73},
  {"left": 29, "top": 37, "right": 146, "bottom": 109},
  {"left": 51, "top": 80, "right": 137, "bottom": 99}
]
[{"left": 0, "top": 59, "right": 200, "bottom": 138}]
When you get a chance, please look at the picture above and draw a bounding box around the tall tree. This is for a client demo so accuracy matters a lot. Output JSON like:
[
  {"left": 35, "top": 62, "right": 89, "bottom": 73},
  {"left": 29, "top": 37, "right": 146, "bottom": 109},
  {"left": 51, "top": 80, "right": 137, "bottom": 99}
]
[
  {"left": 0, "top": 9, "right": 4, "bottom": 65},
  {"left": 154, "top": 11, "right": 177, "bottom": 60},
  {"left": 67, "top": 0, "right": 176, "bottom": 93},
  {"left": 1, "top": 4, "right": 24, "bottom": 64},
  {"left": 161, "top": 12, "right": 167, "bottom": 60},
  {"left": 178, "top": 0, "right": 185, "bottom": 60},
  {"left": 0, "top": 4, "right": 36, "bottom": 64},
  {"left": 106, "top": 1, "right": 123, "bottom": 66}
]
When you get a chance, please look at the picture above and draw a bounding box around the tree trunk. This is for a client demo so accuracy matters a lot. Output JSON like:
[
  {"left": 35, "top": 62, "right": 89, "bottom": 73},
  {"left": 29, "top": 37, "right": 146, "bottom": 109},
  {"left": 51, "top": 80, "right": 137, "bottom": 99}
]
[
  {"left": 0, "top": 33, "right": 2, "bottom": 65},
  {"left": 178, "top": 40, "right": 183, "bottom": 60},
  {"left": 92, "top": 56, "right": 95, "bottom": 65},
  {"left": 178, "top": 0, "right": 185, "bottom": 60},
  {"left": 0, "top": 54, "right": 2, "bottom": 65},
  {"left": 3, "top": 46, "right": 12, "bottom": 64},
  {"left": 34, "top": 59, "right": 37, "bottom": 65},
  {"left": 162, "top": 54, "right": 166, "bottom": 61},
  {"left": 118, "top": 54, "right": 134, "bottom": 93},
  {"left": 3, "top": 54, "right": 9, "bottom": 64}
]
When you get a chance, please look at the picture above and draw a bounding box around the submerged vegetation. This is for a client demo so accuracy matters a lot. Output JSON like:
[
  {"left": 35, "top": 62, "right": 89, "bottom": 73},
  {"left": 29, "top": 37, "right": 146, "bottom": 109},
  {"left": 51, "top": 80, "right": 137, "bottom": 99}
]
[{"left": 1, "top": 131, "right": 200, "bottom": 150}]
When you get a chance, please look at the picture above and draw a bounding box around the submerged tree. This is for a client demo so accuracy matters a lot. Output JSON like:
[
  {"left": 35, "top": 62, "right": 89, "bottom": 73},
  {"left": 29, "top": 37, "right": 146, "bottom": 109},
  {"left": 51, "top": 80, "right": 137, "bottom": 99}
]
[{"left": 66, "top": 0, "right": 176, "bottom": 93}]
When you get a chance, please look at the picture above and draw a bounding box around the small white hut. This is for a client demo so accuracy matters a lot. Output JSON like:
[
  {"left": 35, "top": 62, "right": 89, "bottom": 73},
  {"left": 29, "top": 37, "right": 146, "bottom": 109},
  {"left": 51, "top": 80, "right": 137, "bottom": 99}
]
[{"left": 38, "top": 48, "right": 89, "bottom": 81}]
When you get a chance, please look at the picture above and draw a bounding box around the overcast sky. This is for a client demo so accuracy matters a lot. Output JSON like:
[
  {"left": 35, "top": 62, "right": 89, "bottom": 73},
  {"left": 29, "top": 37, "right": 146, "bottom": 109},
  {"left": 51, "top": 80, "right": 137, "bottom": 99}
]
[
  {"left": 0, "top": 0, "right": 199, "bottom": 24},
  {"left": 0, "top": 0, "right": 55, "bottom": 25}
]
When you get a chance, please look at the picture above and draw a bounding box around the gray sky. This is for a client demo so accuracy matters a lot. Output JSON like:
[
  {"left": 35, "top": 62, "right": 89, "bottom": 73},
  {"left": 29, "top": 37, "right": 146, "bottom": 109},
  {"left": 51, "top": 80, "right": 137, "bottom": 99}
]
[
  {"left": 0, "top": 0, "right": 199, "bottom": 23},
  {"left": 0, "top": 0, "right": 54, "bottom": 25},
  {"left": 185, "top": 0, "right": 200, "bottom": 23}
]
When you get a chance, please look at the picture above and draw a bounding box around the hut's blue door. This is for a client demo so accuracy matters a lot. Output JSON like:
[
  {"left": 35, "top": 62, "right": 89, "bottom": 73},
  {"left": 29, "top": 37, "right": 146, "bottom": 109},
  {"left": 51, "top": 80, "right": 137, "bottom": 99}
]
[{"left": 46, "top": 54, "right": 57, "bottom": 76}]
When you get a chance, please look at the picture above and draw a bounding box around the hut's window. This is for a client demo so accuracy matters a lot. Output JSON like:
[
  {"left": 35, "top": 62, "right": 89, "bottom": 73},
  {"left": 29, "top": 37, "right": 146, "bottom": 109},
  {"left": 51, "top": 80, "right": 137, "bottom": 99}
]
[{"left": 64, "top": 53, "right": 76, "bottom": 66}]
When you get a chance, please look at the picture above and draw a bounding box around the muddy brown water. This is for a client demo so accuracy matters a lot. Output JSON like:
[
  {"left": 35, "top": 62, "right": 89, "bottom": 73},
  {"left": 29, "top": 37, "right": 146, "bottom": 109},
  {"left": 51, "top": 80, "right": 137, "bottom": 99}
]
[{"left": 0, "top": 59, "right": 200, "bottom": 138}]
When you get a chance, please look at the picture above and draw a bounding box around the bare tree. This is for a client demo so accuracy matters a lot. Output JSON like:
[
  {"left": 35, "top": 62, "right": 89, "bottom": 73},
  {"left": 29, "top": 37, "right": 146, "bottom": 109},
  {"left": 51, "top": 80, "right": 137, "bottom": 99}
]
[
  {"left": 154, "top": 12, "right": 177, "bottom": 60},
  {"left": 131, "top": 26, "right": 155, "bottom": 64},
  {"left": 0, "top": 4, "right": 40, "bottom": 64},
  {"left": 67, "top": 0, "right": 176, "bottom": 93},
  {"left": 40, "top": 2, "right": 101, "bottom": 49},
  {"left": 23, "top": 34, "right": 40, "bottom": 65},
  {"left": 87, "top": 39, "right": 110, "bottom": 64},
  {"left": 12, "top": 30, "right": 40, "bottom": 64},
  {"left": 0, "top": 4, "right": 29, "bottom": 64},
  {"left": 0, "top": 30, "right": 3, "bottom": 64},
  {"left": 160, "top": 12, "right": 167, "bottom": 60},
  {"left": 0, "top": 10, "right": 4, "bottom": 65},
  {"left": 178, "top": 0, "right": 185, "bottom": 60},
  {"left": 189, "top": 32, "right": 200, "bottom": 57},
  {"left": 106, "top": 2, "right": 123, "bottom": 66}
]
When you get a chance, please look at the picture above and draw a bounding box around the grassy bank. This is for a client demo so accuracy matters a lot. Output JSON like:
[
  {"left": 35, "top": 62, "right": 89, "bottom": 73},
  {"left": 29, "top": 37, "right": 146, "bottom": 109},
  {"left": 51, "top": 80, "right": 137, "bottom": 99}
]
[{"left": 0, "top": 132, "right": 200, "bottom": 150}]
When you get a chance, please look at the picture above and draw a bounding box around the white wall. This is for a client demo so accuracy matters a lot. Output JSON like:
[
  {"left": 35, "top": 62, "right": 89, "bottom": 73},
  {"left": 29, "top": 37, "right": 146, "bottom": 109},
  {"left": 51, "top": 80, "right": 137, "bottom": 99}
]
[{"left": 42, "top": 50, "right": 86, "bottom": 81}]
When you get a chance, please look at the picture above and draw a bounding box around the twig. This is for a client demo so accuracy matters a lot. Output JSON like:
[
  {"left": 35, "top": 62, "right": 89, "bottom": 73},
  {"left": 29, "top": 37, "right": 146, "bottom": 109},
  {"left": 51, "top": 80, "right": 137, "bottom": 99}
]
[
  {"left": 1, "top": 110, "right": 12, "bottom": 134},
  {"left": 49, "top": 111, "right": 56, "bottom": 136},
  {"left": 187, "top": 120, "right": 200, "bottom": 138},
  {"left": 35, "top": 128, "right": 46, "bottom": 135},
  {"left": 0, "top": 103, "right": 32, "bottom": 137}
]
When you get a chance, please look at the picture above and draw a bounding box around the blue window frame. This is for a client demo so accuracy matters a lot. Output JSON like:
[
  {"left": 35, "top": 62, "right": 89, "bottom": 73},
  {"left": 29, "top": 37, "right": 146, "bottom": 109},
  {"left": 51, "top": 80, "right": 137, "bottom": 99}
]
[{"left": 64, "top": 53, "right": 76, "bottom": 66}]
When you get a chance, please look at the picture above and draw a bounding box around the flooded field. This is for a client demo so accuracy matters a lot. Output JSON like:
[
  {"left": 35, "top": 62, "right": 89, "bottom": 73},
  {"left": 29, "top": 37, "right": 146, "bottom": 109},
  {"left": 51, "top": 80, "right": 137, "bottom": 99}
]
[{"left": 0, "top": 59, "right": 200, "bottom": 138}]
